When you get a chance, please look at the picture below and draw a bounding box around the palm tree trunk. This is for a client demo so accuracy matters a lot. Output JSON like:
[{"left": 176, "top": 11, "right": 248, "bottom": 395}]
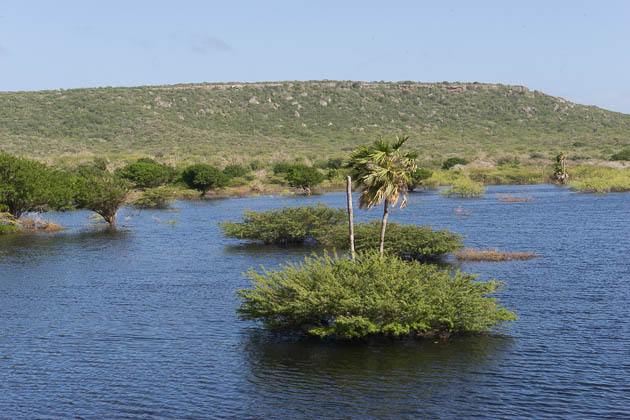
[
  {"left": 346, "top": 176, "right": 355, "bottom": 261},
  {"left": 379, "top": 198, "right": 389, "bottom": 255}
]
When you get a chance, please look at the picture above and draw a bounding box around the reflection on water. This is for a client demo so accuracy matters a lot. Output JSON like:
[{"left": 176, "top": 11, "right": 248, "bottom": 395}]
[{"left": 1, "top": 187, "right": 630, "bottom": 418}]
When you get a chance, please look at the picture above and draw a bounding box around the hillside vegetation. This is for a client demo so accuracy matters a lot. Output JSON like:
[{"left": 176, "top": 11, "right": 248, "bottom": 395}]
[{"left": 2, "top": 80, "right": 630, "bottom": 165}]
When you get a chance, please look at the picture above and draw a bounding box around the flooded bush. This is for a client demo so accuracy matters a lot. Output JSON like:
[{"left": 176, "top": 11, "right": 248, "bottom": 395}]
[
  {"left": 570, "top": 170, "right": 630, "bottom": 193},
  {"left": 132, "top": 186, "right": 175, "bottom": 209},
  {"left": 322, "top": 221, "right": 463, "bottom": 260},
  {"left": 440, "top": 178, "right": 485, "bottom": 198},
  {"left": 237, "top": 252, "right": 517, "bottom": 339},
  {"left": 219, "top": 203, "right": 346, "bottom": 244}
]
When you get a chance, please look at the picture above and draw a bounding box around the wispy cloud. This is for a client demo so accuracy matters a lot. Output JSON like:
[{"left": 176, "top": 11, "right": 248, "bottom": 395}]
[{"left": 189, "top": 36, "right": 232, "bottom": 53}]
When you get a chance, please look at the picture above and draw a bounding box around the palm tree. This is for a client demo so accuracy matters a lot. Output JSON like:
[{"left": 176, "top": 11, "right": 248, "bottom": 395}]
[{"left": 346, "top": 135, "right": 418, "bottom": 255}]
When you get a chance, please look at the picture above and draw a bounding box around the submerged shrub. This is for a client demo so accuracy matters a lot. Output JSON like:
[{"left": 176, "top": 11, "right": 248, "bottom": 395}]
[
  {"left": 237, "top": 252, "right": 517, "bottom": 339},
  {"left": 322, "top": 221, "right": 463, "bottom": 260},
  {"left": 569, "top": 166, "right": 630, "bottom": 193},
  {"left": 132, "top": 186, "right": 175, "bottom": 209},
  {"left": 219, "top": 203, "right": 346, "bottom": 244},
  {"left": 440, "top": 178, "right": 485, "bottom": 198}
]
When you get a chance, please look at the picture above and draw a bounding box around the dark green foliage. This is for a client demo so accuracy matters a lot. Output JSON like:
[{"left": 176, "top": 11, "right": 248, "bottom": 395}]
[
  {"left": 316, "top": 157, "right": 343, "bottom": 169},
  {"left": 0, "top": 153, "right": 74, "bottom": 218},
  {"left": 117, "top": 158, "right": 175, "bottom": 189},
  {"left": 181, "top": 164, "right": 228, "bottom": 195},
  {"left": 132, "top": 186, "right": 175, "bottom": 209},
  {"left": 237, "top": 252, "right": 517, "bottom": 339},
  {"left": 610, "top": 149, "right": 630, "bottom": 161},
  {"left": 249, "top": 160, "right": 263, "bottom": 171},
  {"left": 322, "top": 221, "right": 463, "bottom": 260},
  {"left": 219, "top": 203, "right": 346, "bottom": 244},
  {"left": 74, "top": 172, "right": 131, "bottom": 225},
  {"left": 273, "top": 162, "right": 294, "bottom": 174},
  {"left": 284, "top": 164, "right": 324, "bottom": 194},
  {"left": 223, "top": 164, "right": 250, "bottom": 179},
  {"left": 409, "top": 167, "right": 433, "bottom": 191},
  {"left": 442, "top": 157, "right": 469, "bottom": 170}
]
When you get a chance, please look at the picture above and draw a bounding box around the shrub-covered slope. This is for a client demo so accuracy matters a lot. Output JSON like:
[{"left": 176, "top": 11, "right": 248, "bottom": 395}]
[{"left": 2, "top": 80, "right": 629, "bottom": 161}]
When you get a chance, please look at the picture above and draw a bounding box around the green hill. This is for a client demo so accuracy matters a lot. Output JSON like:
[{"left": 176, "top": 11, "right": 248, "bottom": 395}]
[{"left": 1, "top": 80, "right": 629, "bottom": 165}]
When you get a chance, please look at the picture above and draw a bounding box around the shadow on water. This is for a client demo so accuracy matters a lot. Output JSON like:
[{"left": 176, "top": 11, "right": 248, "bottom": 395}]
[
  {"left": 242, "top": 327, "right": 515, "bottom": 379},
  {"left": 0, "top": 227, "right": 131, "bottom": 263},
  {"left": 238, "top": 328, "right": 515, "bottom": 416}
]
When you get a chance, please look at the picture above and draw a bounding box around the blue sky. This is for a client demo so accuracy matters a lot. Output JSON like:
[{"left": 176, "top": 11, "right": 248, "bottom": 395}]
[{"left": 1, "top": 0, "right": 629, "bottom": 113}]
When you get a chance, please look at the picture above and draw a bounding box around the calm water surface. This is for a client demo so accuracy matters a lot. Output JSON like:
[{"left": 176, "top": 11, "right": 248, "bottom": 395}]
[{"left": 1, "top": 185, "right": 629, "bottom": 418}]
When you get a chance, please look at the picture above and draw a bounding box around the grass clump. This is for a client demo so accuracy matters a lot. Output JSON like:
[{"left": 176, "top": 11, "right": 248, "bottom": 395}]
[
  {"left": 237, "top": 252, "right": 517, "bottom": 339},
  {"left": 219, "top": 203, "right": 346, "bottom": 244},
  {"left": 454, "top": 248, "right": 538, "bottom": 261},
  {"left": 440, "top": 178, "right": 485, "bottom": 198},
  {"left": 322, "top": 221, "right": 463, "bottom": 260},
  {"left": 497, "top": 194, "right": 535, "bottom": 202}
]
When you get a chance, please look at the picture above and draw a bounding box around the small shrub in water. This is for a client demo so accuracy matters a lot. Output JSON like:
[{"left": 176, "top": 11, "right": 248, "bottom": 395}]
[
  {"left": 440, "top": 178, "right": 485, "bottom": 198},
  {"left": 322, "top": 221, "right": 463, "bottom": 260},
  {"left": 237, "top": 252, "right": 517, "bottom": 339}
]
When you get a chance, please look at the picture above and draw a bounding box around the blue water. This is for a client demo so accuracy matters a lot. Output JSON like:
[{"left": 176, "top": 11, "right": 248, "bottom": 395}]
[{"left": 1, "top": 185, "right": 629, "bottom": 418}]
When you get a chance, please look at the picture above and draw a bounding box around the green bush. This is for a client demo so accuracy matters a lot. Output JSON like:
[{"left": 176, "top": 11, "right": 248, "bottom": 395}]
[
  {"left": 74, "top": 172, "right": 131, "bottom": 226},
  {"left": 440, "top": 178, "right": 485, "bottom": 197},
  {"left": 273, "top": 162, "right": 294, "bottom": 174},
  {"left": 610, "top": 149, "right": 630, "bottom": 161},
  {"left": 0, "top": 153, "right": 74, "bottom": 218},
  {"left": 322, "top": 221, "right": 463, "bottom": 260},
  {"left": 442, "top": 157, "right": 469, "bottom": 170},
  {"left": 220, "top": 203, "right": 347, "bottom": 244},
  {"left": 409, "top": 167, "right": 433, "bottom": 191},
  {"left": 223, "top": 164, "right": 250, "bottom": 179},
  {"left": 181, "top": 164, "right": 228, "bottom": 195},
  {"left": 284, "top": 164, "right": 324, "bottom": 194},
  {"left": 132, "top": 186, "right": 175, "bottom": 209},
  {"left": 117, "top": 158, "right": 175, "bottom": 189},
  {"left": 237, "top": 252, "right": 517, "bottom": 339}
]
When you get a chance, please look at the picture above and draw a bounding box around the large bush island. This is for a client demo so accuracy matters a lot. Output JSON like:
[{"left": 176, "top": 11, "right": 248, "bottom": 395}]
[
  {"left": 220, "top": 204, "right": 346, "bottom": 244},
  {"left": 237, "top": 252, "right": 517, "bottom": 339}
]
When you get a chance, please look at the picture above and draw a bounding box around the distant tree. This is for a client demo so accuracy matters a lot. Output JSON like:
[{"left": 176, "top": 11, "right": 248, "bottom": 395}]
[
  {"left": 346, "top": 135, "right": 418, "bottom": 255},
  {"left": 0, "top": 153, "right": 74, "bottom": 218},
  {"left": 284, "top": 164, "right": 324, "bottom": 195},
  {"left": 408, "top": 167, "right": 433, "bottom": 191},
  {"left": 442, "top": 157, "right": 469, "bottom": 170},
  {"left": 223, "top": 164, "right": 250, "bottom": 179},
  {"left": 74, "top": 171, "right": 131, "bottom": 226},
  {"left": 272, "top": 162, "right": 294, "bottom": 175},
  {"left": 118, "top": 158, "right": 174, "bottom": 189},
  {"left": 181, "top": 164, "right": 228, "bottom": 196}
]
